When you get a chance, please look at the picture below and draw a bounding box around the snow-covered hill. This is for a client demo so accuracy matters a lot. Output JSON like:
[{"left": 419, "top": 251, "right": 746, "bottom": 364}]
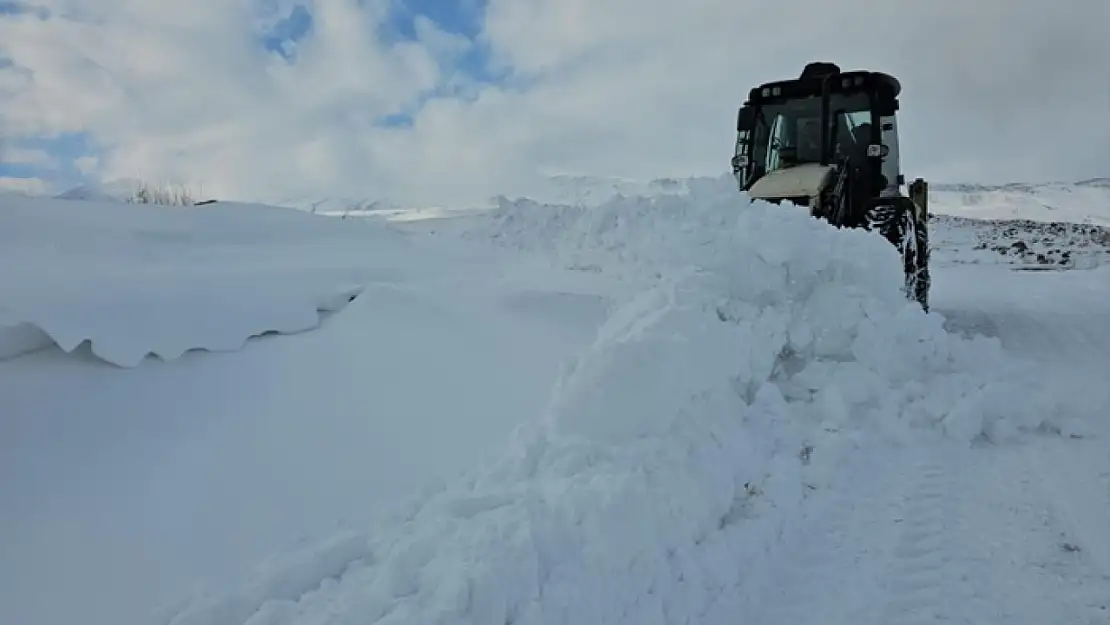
[
  {"left": 53, "top": 178, "right": 149, "bottom": 202},
  {"left": 931, "top": 178, "right": 1110, "bottom": 226},
  {"left": 2, "top": 180, "right": 1109, "bottom": 625}
]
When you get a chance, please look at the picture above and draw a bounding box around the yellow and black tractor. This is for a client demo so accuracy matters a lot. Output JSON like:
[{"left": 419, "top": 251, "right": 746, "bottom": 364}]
[{"left": 732, "top": 61, "right": 930, "bottom": 310}]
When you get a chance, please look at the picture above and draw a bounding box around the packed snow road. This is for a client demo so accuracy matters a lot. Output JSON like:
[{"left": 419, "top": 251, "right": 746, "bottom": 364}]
[
  {"left": 935, "top": 264, "right": 1110, "bottom": 367},
  {"left": 2, "top": 184, "right": 1108, "bottom": 625},
  {"left": 733, "top": 439, "right": 1110, "bottom": 624}
]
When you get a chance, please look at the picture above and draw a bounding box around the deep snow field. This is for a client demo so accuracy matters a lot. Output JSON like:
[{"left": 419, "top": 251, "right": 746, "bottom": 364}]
[{"left": 2, "top": 176, "right": 1109, "bottom": 625}]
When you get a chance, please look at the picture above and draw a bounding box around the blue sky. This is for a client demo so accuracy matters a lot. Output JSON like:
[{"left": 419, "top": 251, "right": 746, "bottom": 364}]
[
  {"left": 373, "top": 0, "right": 505, "bottom": 125},
  {"left": 1, "top": 0, "right": 499, "bottom": 192},
  {"left": 0, "top": 2, "right": 50, "bottom": 19}
]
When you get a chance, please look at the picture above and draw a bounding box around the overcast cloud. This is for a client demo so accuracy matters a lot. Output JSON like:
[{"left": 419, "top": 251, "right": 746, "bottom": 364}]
[{"left": 0, "top": 0, "right": 1107, "bottom": 205}]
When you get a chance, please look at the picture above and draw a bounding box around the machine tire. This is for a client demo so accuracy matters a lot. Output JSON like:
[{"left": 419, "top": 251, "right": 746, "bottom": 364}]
[
  {"left": 868, "top": 198, "right": 930, "bottom": 311},
  {"left": 901, "top": 205, "right": 930, "bottom": 311}
]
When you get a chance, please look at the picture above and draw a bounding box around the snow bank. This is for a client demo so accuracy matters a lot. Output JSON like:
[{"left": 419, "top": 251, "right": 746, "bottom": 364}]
[
  {"left": 472, "top": 182, "right": 1088, "bottom": 445},
  {"left": 0, "top": 197, "right": 400, "bottom": 366},
  {"left": 165, "top": 185, "right": 1095, "bottom": 625}
]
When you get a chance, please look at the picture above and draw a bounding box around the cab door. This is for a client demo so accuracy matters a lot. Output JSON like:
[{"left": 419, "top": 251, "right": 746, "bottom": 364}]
[{"left": 732, "top": 105, "right": 755, "bottom": 189}]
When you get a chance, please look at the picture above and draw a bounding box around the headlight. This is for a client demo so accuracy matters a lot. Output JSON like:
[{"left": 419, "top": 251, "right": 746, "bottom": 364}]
[{"left": 866, "top": 144, "right": 889, "bottom": 157}]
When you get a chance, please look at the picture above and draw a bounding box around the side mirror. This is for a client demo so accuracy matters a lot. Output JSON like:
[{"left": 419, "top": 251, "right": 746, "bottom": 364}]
[
  {"left": 737, "top": 105, "right": 755, "bottom": 132},
  {"left": 731, "top": 154, "right": 749, "bottom": 173}
]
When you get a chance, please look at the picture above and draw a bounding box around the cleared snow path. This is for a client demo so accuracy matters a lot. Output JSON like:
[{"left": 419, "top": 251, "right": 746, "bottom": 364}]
[
  {"left": 733, "top": 438, "right": 1110, "bottom": 624},
  {"left": 734, "top": 262, "right": 1110, "bottom": 624},
  {"left": 735, "top": 263, "right": 1110, "bottom": 624},
  {"left": 933, "top": 264, "right": 1110, "bottom": 440},
  {"left": 934, "top": 265, "right": 1110, "bottom": 365}
]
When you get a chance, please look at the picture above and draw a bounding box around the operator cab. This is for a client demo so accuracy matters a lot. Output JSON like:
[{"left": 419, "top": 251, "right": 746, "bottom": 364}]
[{"left": 732, "top": 62, "right": 903, "bottom": 206}]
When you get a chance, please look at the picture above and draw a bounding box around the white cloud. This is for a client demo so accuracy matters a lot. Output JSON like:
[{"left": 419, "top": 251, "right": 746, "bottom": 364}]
[
  {"left": 74, "top": 154, "right": 98, "bottom": 174},
  {"left": 0, "top": 176, "right": 51, "bottom": 195},
  {"left": 0, "top": 145, "right": 55, "bottom": 167},
  {"left": 1, "top": 0, "right": 1107, "bottom": 206}
]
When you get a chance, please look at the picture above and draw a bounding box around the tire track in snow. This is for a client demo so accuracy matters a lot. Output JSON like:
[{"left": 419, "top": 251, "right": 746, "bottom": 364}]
[
  {"left": 879, "top": 444, "right": 1110, "bottom": 625},
  {"left": 1026, "top": 439, "right": 1110, "bottom": 580},
  {"left": 984, "top": 445, "right": 1110, "bottom": 624},
  {"left": 877, "top": 454, "right": 972, "bottom": 624},
  {"left": 1018, "top": 441, "right": 1110, "bottom": 623},
  {"left": 735, "top": 445, "right": 910, "bottom": 625}
]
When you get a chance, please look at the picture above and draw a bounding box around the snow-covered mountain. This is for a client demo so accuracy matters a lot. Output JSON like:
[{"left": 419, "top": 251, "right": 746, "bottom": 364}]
[{"left": 53, "top": 177, "right": 148, "bottom": 202}]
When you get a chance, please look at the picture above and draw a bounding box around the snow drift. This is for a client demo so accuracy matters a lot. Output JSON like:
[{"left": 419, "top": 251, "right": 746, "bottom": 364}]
[
  {"left": 0, "top": 198, "right": 398, "bottom": 366},
  {"left": 164, "top": 182, "right": 1102, "bottom": 625},
  {"left": 1, "top": 195, "right": 624, "bottom": 625}
]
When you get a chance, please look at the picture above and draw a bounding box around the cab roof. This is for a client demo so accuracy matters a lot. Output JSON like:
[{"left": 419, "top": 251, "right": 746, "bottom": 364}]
[{"left": 747, "top": 64, "right": 901, "bottom": 105}]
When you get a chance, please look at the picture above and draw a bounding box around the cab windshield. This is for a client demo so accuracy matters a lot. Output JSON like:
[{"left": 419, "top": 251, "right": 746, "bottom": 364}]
[{"left": 749, "top": 92, "right": 873, "bottom": 177}]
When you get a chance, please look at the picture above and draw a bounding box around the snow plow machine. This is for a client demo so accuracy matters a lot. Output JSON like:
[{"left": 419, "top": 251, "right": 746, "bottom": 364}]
[{"left": 731, "top": 62, "right": 930, "bottom": 310}]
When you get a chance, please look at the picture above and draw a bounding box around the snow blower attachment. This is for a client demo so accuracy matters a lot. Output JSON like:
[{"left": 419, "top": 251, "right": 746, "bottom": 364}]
[{"left": 731, "top": 62, "right": 930, "bottom": 310}]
